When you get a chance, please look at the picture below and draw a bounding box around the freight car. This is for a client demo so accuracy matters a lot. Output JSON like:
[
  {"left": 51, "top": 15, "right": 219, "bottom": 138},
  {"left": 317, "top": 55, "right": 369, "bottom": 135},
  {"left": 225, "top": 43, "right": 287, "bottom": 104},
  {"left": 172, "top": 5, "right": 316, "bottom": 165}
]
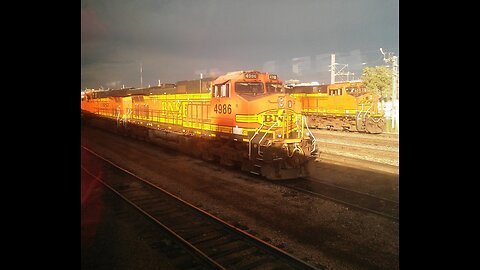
[
  {"left": 81, "top": 70, "right": 317, "bottom": 180},
  {"left": 287, "top": 81, "right": 385, "bottom": 133}
]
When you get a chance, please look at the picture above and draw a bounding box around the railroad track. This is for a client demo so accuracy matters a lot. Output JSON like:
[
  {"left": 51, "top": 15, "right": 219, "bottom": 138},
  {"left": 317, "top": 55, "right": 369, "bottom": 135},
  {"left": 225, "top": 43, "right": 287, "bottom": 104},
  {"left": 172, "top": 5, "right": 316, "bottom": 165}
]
[
  {"left": 82, "top": 170, "right": 220, "bottom": 270},
  {"left": 311, "top": 127, "right": 399, "bottom": 173},
  {"left": 311, "top": 127, "right": 399, "bottom": 138},
  {"left": 81, "top": 146, "right": 325, "bottom": 270},
  {"left": 276, "top": 177, "right": 399, "bottom": 221}
]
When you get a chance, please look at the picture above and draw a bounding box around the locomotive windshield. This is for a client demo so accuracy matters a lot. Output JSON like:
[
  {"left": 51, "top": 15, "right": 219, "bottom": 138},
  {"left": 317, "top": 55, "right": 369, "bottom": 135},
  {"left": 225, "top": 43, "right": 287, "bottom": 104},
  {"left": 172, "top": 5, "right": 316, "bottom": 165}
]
[
  {"left": 346, "top": 86, "right": 367, "bottom": 97},
  {"left": 235, "top": 82, "right": 263, "bottom": 94},
  {"left": 266, "top": 83, "right": 283, "bottom": 93}
]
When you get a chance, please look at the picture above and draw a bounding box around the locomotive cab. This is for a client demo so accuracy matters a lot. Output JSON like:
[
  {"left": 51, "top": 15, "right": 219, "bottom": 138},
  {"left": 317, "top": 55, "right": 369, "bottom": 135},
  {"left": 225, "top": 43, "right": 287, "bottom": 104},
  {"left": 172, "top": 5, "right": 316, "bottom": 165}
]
[
  {"left": 208, "top": 70, "right": 316, "bottom": 179},
  {"left": 210, "top": 71, "right": 305, "bottom": 139}
]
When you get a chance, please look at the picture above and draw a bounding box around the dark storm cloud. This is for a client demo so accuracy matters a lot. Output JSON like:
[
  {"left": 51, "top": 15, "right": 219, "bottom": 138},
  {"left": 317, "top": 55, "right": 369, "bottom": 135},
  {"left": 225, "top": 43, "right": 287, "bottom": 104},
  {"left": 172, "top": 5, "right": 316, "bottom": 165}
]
[{"left": 81, "top": 0, "right": 398, "bottom": 88}]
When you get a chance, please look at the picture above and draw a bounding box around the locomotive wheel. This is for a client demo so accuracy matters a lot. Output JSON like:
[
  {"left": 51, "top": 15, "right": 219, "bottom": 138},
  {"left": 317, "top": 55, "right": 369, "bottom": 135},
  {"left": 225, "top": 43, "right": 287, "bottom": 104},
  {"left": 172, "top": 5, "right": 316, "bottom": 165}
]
[{"left": 365, "top": 117, "right": 385, "bottom": 134}]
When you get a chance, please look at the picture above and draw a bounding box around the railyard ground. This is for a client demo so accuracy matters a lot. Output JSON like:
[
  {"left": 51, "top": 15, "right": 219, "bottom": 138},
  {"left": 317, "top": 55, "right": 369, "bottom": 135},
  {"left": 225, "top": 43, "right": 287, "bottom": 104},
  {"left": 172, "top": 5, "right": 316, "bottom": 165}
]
[{"left": 81, "top": 125, "right": 399, "bottom": 270}]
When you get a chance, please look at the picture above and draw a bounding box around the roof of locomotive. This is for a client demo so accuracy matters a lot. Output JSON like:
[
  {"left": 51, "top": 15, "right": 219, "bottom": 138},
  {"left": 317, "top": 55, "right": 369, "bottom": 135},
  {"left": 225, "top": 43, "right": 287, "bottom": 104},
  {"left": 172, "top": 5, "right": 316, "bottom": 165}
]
[
  {"left": 213, "top": 70, "right": 280, "bottom": 85},
  {"left": 82, "top": 70, "right": 283, "bottom": 99},
  {"left": 213, "top": 70, "right": 249, "bottom": 84},
  {"left": 126, "top": 84, "right": 178, "bottom": 96},
  {"left": 329, "top": 80, "right": 364, "bottom": 87}
]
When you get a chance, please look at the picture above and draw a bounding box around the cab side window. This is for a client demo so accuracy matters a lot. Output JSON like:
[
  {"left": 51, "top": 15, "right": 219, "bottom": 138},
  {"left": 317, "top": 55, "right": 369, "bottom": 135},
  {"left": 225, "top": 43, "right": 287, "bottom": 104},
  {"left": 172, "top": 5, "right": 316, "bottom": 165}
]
[
  {"left": 329, "top": 88, "right": 342, "bottom": 96},
  {"left": 213, "top": 83, "right": 230, "bottom": 98}
]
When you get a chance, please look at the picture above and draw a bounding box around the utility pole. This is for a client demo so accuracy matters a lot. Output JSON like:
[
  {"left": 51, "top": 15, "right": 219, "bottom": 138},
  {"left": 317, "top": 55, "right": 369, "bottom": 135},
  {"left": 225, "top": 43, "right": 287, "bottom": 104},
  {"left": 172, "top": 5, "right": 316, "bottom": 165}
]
[
  {"left": 380, "top": 48, "right": 398, "bottom": 130},
  {"left": 200, "top": 73, "right": 203, "bottom": 93}
]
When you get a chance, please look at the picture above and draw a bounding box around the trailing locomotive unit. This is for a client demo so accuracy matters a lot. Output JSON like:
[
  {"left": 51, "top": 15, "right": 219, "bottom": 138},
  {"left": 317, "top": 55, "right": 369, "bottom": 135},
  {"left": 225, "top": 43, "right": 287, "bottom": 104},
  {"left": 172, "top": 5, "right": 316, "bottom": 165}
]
[
  {"left": 81, "top": 70, "right": 317, "bottom": 180},
  {"left": 288, "top": 81, "right": 385, "bottom": 133}
]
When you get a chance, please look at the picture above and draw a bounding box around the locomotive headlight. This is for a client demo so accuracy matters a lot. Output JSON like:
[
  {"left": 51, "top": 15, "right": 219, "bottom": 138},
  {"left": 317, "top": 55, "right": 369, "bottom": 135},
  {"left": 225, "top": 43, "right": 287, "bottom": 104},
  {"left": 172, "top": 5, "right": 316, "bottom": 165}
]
[
  {"left": 288, "top": 100, "right": 293, "bottom": 108},
  {"left": 278, "top": 96, "right": 284, "bottom": 108}
]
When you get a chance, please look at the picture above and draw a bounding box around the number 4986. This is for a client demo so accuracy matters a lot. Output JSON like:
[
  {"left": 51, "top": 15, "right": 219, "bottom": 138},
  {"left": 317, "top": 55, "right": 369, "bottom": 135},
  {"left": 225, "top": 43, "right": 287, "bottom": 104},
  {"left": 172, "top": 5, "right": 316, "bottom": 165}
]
[{"left": 214, "top": 104, "right": 232, "bottom": 114}]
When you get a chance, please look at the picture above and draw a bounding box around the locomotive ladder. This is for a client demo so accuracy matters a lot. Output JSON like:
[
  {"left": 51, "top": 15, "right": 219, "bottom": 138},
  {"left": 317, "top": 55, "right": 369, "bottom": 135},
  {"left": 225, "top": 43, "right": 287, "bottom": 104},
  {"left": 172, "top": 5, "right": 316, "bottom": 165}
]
[
  {"left": 248, "top": 122, "right": 265, "bottom": 160},
  {"left": 115, "top": 107, "right": 121, "bottom": 127}
]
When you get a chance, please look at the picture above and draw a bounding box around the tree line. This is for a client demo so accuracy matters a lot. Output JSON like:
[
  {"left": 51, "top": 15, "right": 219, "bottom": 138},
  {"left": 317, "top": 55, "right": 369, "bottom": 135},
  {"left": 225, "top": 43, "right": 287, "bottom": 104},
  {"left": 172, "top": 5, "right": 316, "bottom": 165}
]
[{"left": 360, "top": 66, "right": 399, "bottom": 101}]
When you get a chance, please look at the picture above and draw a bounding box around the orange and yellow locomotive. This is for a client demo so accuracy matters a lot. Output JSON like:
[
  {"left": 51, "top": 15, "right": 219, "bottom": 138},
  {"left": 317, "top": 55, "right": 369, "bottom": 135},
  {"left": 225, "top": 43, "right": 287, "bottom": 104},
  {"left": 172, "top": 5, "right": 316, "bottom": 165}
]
[
  {"left": 288, "top": 81, "right": 385, "bottom": 133},
  {"left": 81, "top": 70, "right": 317, "bottom": 179}
]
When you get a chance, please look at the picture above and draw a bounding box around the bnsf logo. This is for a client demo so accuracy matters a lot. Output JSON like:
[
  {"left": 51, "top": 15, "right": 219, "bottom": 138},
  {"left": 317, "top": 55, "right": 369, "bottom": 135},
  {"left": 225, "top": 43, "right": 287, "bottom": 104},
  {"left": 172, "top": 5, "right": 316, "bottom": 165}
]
[{"left": 263, "top": 114, "right": 295, "bottom": 123}]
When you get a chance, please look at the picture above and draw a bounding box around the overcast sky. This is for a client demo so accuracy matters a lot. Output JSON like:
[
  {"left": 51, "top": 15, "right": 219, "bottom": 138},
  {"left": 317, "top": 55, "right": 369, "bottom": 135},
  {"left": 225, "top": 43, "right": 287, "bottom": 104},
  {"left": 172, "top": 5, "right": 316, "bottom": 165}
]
[{"left": 81, "top": 0, "right": 398, "bottom": 89}]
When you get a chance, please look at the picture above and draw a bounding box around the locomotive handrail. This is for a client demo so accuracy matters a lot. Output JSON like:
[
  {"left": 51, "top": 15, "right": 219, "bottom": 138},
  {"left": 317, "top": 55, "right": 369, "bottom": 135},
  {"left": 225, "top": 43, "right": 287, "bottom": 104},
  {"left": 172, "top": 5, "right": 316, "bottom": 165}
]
[
  {"left": 361, "top": 102, "right": 374, "bottom": 120},
  {"left": 116, "top": 109, "right": 121, "bottom": 127},
  {"left": 295, "top": 115, "right": 302, "bottom": 138},
  {"left": 121, "top": 108, "right": 132, "bottom": 127},
  {"left": 364, "top": 102, "right": 383, "bottom": 123},
  {"left": 358, "top": 103, "right": 365, "bottom": 120},
  {"left": 287, "top": 143, "right": 304, "bottom": 158},
  {"left": 249, "top": 122, "right": 265, "bottom": 160},
  {"left": 366, "top": 102, "right": 373, "bottom": 114},
  {"left": 303, "top": 115, "right": 317, "bottom": 155},
  {"left": 257, "top": 122, "right": 278, "bottom": 157}
]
